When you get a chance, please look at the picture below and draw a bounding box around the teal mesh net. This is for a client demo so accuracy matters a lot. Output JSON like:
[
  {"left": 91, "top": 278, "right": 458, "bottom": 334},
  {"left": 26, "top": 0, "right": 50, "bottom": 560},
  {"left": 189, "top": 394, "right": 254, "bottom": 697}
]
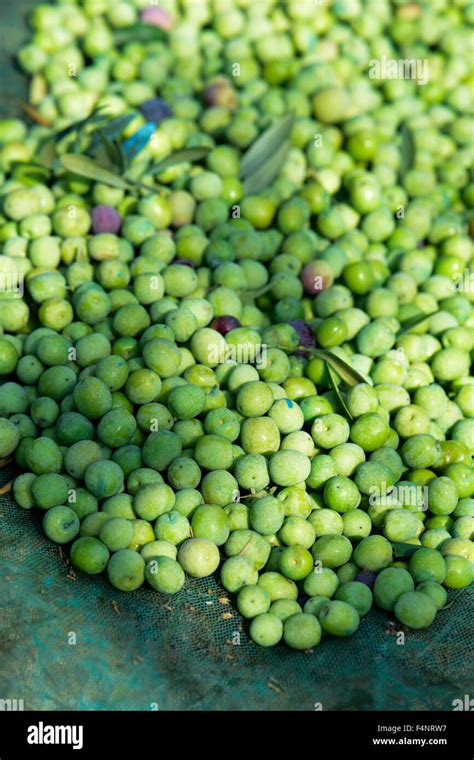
[
  {"left": 0, "top": 0, "right": 473, "bottom": 712},
  {"left": 1, "top": 466, "right": 473, "bottom": 710}
]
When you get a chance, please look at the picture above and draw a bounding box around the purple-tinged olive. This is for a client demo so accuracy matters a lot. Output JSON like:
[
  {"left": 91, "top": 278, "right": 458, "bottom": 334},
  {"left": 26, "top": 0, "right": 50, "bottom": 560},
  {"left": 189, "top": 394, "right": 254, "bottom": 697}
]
[
  {"left": 173, "top": 258, "right": 195, "bottom": 268},
  {"left": 211, "top": 316, "right": 241, "bottom": 335},
  {"left": 300, "top": 261, "right": 334, "bottom": 295},
  {"left": 356, "top": 569, "right": 377, "bottom": 588},
  {"left": 204, "top": 77, "right": 237, "bottom": 109},
  {"left": 288, "top": 320, "right": 315, "bottom": 349},
  {"left": 91, "top": 205, "right": 121, "bottom": 235},
  {"left": 141, "top": 7, "right": 173, "bottom": 30},
  {"left": 140, "top": 98, "right": 173, "bottom": 125}
]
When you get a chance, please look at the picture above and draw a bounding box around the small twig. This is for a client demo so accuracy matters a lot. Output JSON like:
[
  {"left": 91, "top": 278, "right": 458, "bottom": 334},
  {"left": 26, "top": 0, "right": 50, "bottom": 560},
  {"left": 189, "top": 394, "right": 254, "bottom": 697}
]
[
  {"left": 0, "top": 481, "right": 13, "bottom": 495},
  {"left": 19, "top": 100, "right": 51, "bottom": 127},
  {"left": 59, "top": 546, "right": 71, "bottom": 567},
  {"left": 267, "top": 679, "right": 285, "bottom": 695}
]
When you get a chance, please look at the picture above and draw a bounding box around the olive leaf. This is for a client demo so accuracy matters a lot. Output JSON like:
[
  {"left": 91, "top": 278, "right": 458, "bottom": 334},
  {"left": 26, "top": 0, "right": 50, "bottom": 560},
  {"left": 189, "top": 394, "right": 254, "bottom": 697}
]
[
  {"left": 39, "top": 107, "right": 108, "bottom": 151},
  {"left": 327, "top": 364, "right": 353, "bottom": 420},
  {"left": 114, "top": 23, "right": 166, "bottom": 45},
  {"left": 54, "top": 108, "right": 109, "bottom": 143},
  {"left": 113, "top": 139, "right": 128, "bottom": 174},
  {"left": 96, "top": 130, "right": 128, "bottom": 173},
  {"left": 399, "top": 122, "right": 415, "bottom": 178},
  {"left": 59, "top": 154, "right": 139, "bottom": 191},
  {"left": 396, "top": 311, "right": 436, "bottom": 338},
  {"left": 243, "top": 138, "right": 291, "bottom": 194},
  {"left": 240, "top": 112, "right": 295, "bottom": 180},
  {"left": 88, "top": 113, "right": 137, "bottom": 152},
  {"left": 95, "top": 131, "right": 118, "bottom": 169},
  {"left": 18, "top": 101, "right": 51, "bottom": 127},
  {"left": 391, "top": 542, "right": 420, "bottom": 559},
  {"left": 36, "top": 108, "right": 110, "bottom": 167},
  {"left": 242, "top": 282, "right": 274, "bottom": 301},
  {"left": 11, "top": 162, "right": 51, "bottom": 186},
  {"left": 305, "top": 348, "right": 367, "bottom": 387},
  {"left": 147, "top": 147, "right": 211, "bottom": 176}
]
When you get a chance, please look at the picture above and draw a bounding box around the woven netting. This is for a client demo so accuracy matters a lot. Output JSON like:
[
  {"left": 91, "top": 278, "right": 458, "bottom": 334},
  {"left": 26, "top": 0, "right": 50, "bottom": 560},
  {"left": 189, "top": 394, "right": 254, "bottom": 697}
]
[
  {"left": 1, "top": 0, "right": 473, "bottom": 715},
  {"left": 1, "top": 465, "right": 472, "bottom": 711}
]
